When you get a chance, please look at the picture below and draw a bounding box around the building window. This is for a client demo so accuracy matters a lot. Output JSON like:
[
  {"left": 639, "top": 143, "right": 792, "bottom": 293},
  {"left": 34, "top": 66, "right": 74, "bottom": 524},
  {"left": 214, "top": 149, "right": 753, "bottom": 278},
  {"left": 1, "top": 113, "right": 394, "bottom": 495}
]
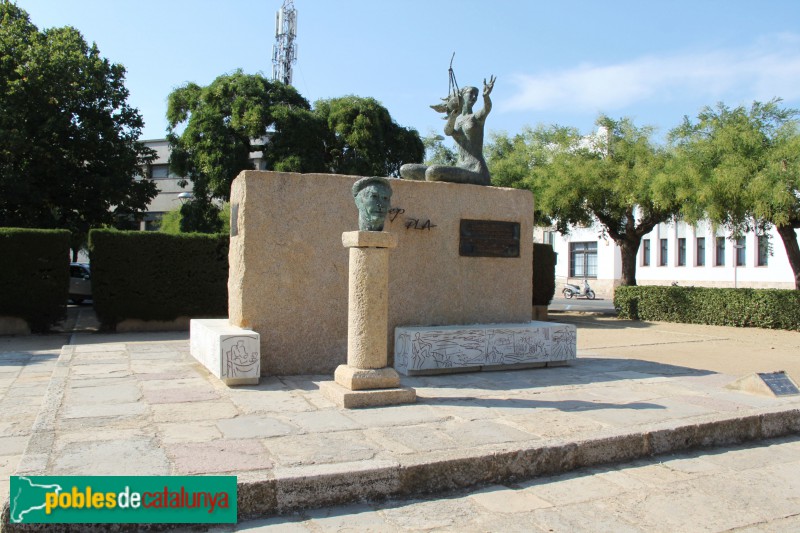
[
  {"left": 544, "top": 231, "right": 556, "bottom": 246},
  {"left": 569, "top": 242, "right": 597, "bottom": 278},
  {"left": 149, "top": 164, "right": 176, "bottom": 179},
  {"left": 757, "top": 235, "right": 769, "bottom": 266},
  {"left": 715, "top": 237, "right": 726, "bottom": 266},
  {"left": 696, "top": 237, "right": 705, "bottom": 266},
  {"left": 642, "top": 239, "right": 650, "bottom": 266},
  {"left": 659, "top": 238, "right": 668, "bottom": 266},
  {"left": 735, "top": 237, "right": 746, "bottom": 267},
  {"left": 677, "top": 238, "right": 686, "bottom": 266}
]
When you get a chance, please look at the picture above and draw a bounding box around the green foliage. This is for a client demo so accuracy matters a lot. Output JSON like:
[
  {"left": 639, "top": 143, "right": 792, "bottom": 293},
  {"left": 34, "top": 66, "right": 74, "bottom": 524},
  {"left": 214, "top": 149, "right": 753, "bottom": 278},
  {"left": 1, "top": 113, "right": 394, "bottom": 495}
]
[
  {"left": 488, "top": 118, "right": 681, "bottom": 285},
  {"left": 669, "top": 99, "right": 799, "bottom": 229},
  {"left": 167, "top": 71, "right": 311, "bottom": 203},
  {"left": 159, "top": 202, "right": 230, "bottom": 235},
  {"left": 0, "top": 4, "right": 157, "bottom": 254},
  {"left": 0, "top": 228, "right": 70, "bottom": 332},
  {"left": 178, "top": 199, "right": 223, "bottom": 234},
  {"left": 532, "top": 243, "right": 557, "bottom": 305},
  {"left": 89, "top": 229, "right": 228, "bottom": 329},
  {"left": 314, "top": 95, "right": 424, "bottom": 177},
  {"left": 267, "top": 104, "right": 328, "bottom": 172},
  {"left": 670, "top": 99, "right": 800, "bottom": 289},
  {"left": 422, "top": 131, "right": 456, "bottom": 166},
  {"left": 614, "top": 285, "right": 800, "bottom": 330},
  {"left": 158, "top": 207, "right": 182, "bottom": 235}
]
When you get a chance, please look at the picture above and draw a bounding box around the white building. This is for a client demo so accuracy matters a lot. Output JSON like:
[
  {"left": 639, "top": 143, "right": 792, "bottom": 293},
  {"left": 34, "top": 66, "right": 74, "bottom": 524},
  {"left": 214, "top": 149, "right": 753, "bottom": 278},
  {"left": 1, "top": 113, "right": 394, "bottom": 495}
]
[
  {"left": 131, "top": 139, "right": 269, "bottom": 231},
  {"left": 540, "top": 222, "right": 799, "bottom": 299}
]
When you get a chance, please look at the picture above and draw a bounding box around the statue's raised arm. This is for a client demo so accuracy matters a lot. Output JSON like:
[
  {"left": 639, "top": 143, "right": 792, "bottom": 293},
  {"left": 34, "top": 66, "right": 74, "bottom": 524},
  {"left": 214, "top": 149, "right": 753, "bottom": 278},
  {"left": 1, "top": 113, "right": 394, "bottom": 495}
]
[
  {"left": 400, "top": 70, "right": 496, "bottom": 186},
  {"left": 475, "top": 75, "right": 495, "bottom": 122}
]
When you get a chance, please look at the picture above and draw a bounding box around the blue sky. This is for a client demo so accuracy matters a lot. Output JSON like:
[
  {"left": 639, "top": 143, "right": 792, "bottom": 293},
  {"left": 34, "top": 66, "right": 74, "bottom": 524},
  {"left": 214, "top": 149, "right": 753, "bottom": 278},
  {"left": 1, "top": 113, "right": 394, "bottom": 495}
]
[{"left": 16, "top": 0, "right": 800, "bottom": 144}]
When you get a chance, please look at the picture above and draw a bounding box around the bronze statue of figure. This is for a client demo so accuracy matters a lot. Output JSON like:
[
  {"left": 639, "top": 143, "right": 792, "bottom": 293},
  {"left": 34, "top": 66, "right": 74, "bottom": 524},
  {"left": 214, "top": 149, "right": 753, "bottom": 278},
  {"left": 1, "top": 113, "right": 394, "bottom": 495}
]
[
  {"left": 401, "top": 75, "right": 496, "bottom": 186},
  {"left": 352, "top": 176, "right": 392, "bottom": 231}
]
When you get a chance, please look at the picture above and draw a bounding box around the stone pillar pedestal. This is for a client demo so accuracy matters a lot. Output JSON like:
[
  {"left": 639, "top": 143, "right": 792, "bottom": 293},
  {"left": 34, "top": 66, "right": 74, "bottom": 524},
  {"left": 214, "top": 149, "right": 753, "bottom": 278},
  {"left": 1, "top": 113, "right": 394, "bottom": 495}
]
[{"left": 320, "top": 231, "right": 416, "bottom": 409}]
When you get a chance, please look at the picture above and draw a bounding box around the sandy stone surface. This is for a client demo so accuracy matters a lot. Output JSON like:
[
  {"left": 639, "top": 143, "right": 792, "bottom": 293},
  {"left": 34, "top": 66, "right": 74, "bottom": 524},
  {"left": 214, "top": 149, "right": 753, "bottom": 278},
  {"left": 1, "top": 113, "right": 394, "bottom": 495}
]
[{"left": 228, "top": 171, "right": 533, "bottom": 375}]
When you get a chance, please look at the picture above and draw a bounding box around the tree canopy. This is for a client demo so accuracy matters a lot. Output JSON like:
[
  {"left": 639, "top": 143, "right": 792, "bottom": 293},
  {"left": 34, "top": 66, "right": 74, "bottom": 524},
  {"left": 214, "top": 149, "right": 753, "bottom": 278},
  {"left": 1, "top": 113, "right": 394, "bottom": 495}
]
[
  {"left": 166, "top": 74, "right": 423, "bottom": 231},
  {"left": 166, "top": 71, "right": 312, "bottom": 204},
  {"left": 0, "top": 2, "right": 157, "bottom": 257},
  {"left": 488, "top": 116, "right": 681, "bottom": 286},
  {"left": 314, "top": 95, "right": 424, "bottom": 177},
  {"left": 670, "top": 99, "right": 800, "bottom": 289}
]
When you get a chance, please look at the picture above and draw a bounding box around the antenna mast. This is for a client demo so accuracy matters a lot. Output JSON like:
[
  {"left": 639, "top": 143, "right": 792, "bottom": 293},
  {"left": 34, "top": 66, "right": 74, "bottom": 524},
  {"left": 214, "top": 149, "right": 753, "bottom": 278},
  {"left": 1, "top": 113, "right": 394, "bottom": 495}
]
[{"left": 272, "top": 0, "right": 298, "bottom": 85}]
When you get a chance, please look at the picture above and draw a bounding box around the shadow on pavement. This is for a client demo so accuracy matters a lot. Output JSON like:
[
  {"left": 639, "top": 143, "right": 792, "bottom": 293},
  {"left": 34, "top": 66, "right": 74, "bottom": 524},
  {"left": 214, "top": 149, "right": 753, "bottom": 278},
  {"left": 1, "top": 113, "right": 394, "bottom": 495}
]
[
  {"left": 551, "top": 313, "right": 655, "bottom": 330},
  {"left": 409, "top": 358, "right": 714, "bottom": 392},
  {"left": 419, "top": 395, "right": 667, "bottom": 412}
]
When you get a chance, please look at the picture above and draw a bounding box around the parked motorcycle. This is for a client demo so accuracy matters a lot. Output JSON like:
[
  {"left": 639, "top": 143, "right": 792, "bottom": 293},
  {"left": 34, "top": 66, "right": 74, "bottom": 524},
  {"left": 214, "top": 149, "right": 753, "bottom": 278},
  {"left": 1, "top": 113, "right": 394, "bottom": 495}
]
[{"left": 562, "top": 279, "right": 596, "bottom": 300}]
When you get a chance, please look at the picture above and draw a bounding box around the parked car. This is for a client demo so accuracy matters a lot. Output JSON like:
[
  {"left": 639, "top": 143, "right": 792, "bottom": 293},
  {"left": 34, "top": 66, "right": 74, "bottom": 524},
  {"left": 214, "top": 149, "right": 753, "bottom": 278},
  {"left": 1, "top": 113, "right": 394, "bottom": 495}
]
[{"left": 69, "top": 262, "right": 91, "bottom": 304}]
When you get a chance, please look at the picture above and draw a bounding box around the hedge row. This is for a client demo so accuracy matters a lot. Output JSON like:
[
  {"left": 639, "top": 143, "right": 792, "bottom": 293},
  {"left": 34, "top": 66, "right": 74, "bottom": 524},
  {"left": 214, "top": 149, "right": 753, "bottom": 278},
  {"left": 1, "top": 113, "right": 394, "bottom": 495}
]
[
  {"left": 533, "top": 243, "right": 557, "bottom": 306},
  {"left": 89, "top": 229, "right": 228, "bottom": 330},
  {"left": 0, "top": 228, "right": 70, "bottom": 332},
  {"left": 614, "top": 285, "right": 800, "bottom": 330}
]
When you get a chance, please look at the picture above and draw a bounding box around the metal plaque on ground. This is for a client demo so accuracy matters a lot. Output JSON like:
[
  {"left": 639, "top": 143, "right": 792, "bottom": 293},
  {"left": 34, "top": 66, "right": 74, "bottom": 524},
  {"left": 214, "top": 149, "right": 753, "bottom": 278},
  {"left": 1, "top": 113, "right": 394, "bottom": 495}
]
[{"left": 757, "top": 371, "right": 800, "bottom": 396}]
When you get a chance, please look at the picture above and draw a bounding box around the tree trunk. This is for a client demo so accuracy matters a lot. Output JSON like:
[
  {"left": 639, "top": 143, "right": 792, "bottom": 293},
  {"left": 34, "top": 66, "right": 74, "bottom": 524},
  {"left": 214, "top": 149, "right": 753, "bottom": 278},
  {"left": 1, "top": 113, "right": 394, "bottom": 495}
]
[
  {"left": 619, "top": 239, "right": 640, "bottom": 286},
  {"left": 71, "top": 248, "right": 79, "bottom": 263},
  {"left": 776, "top": 224, "right": 800, "bottom": 290}
]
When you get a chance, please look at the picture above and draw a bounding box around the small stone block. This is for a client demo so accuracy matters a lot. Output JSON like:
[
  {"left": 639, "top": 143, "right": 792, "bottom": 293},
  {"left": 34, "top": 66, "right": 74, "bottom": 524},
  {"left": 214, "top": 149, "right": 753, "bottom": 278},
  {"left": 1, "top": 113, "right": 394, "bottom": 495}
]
[
  {"left": 334, "top": 365, "right": 401, "bottom": 390},
  {"left": 394, "top": 321, "right": 577, "bottom": 376},
  {"left": 190, "top": 319, "right": 260, "bottom": 386},
  {"left": 319, "top": 381, "right": 416, "bottom": 409},
  {"left": 342, "top": 231, "right": 397, "bottom": 249}
]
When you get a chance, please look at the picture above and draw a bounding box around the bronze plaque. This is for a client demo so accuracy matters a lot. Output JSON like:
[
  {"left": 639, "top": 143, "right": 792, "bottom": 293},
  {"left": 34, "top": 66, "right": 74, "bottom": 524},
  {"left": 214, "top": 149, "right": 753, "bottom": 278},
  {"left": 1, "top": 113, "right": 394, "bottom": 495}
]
[
  {"left": 758, "top": 372, "right": 800, "bottom": 396},
  {"left": 459, "top": 219, "right": 520, "bottom": 258}
]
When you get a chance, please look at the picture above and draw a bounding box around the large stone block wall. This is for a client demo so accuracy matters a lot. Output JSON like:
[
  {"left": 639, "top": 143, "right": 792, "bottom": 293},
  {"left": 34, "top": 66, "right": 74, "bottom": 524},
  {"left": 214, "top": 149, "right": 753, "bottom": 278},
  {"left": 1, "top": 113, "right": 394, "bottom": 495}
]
[{"left": 228, "top": 171, "right": 533, "bottom": 375}]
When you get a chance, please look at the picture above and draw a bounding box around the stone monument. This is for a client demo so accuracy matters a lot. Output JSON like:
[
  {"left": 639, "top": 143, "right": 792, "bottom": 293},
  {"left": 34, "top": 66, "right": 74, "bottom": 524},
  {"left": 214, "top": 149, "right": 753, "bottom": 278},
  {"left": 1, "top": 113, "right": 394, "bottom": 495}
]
[{"left": 319, "top": 177, "right": 416, "bottom": 408}]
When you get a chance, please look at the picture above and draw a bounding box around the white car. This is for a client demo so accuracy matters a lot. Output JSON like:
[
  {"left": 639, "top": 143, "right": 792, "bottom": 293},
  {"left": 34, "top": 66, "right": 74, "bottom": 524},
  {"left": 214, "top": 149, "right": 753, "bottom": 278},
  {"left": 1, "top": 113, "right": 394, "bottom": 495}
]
[{"left": 69, "top": 262, "right": 91, "bottom": 304}]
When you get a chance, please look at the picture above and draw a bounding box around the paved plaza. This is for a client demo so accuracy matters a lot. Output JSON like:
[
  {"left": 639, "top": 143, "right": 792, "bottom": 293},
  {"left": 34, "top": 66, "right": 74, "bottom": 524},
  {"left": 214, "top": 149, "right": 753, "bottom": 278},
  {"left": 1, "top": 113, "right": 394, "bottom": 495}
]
[{"left": 1, "top": 311, "right": 799, "bottom": 531}]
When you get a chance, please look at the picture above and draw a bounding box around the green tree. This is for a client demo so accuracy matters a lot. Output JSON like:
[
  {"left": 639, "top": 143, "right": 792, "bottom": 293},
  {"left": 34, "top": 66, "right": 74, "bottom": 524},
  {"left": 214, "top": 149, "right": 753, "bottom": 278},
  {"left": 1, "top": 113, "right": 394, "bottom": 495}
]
[
  {"left": 314, "top": 95, "right": 424, "bottom": 177},
  {"left": 422, "top": 131, "right": 457, "bottom": 166},
  {"left": 0, "top": 2, "right": 157, "bottom": 259},
  {"left": 166, "top": 71, "right": 311, "bottom": 205},
  {"left": 490, "top": 117, "right": 680, "bottom": 286},
  {"left": 670, "top": 99, "right": 800, "bottom": 289}
]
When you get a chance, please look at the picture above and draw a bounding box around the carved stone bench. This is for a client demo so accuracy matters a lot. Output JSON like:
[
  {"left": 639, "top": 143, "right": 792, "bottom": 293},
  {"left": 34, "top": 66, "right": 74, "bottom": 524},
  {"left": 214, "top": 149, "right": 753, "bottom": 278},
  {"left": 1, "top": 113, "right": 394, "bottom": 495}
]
[
  {"left": 190, "top": 319, "right": 260, "bottom": 385},
  {"left": 394, "top": 321, "right": 576, "bottom": 376}
]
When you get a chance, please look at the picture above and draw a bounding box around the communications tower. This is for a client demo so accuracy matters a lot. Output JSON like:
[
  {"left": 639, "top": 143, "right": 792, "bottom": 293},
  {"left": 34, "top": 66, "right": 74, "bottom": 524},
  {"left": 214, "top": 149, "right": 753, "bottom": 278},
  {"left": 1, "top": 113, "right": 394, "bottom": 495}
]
[{"left": 272, "top": 0, "right": 298, "bottom": 86}]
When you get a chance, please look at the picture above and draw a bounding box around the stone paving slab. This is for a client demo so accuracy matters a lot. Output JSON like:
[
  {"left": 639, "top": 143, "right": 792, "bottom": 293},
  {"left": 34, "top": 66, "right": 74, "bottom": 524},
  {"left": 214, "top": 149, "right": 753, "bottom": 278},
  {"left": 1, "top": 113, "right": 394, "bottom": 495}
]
[{"left": 0, "top": 334, "right": 66, "bottom": 517}]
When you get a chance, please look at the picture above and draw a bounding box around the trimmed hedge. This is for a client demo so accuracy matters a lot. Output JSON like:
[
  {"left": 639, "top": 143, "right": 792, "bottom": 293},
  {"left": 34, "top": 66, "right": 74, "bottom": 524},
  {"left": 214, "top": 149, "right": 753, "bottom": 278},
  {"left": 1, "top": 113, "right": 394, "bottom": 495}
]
[
  {"left": 0, "top": 228, "right": 70, "bottom": 332},
  {"left": 533, "top": 243, "right": 557, "bottom": 306},
  {"left": 614, "top": 285, "right": 800, "bottom": 331},
  {"left": 89, "top": 229, "right": 228, "bottom": 329}
]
